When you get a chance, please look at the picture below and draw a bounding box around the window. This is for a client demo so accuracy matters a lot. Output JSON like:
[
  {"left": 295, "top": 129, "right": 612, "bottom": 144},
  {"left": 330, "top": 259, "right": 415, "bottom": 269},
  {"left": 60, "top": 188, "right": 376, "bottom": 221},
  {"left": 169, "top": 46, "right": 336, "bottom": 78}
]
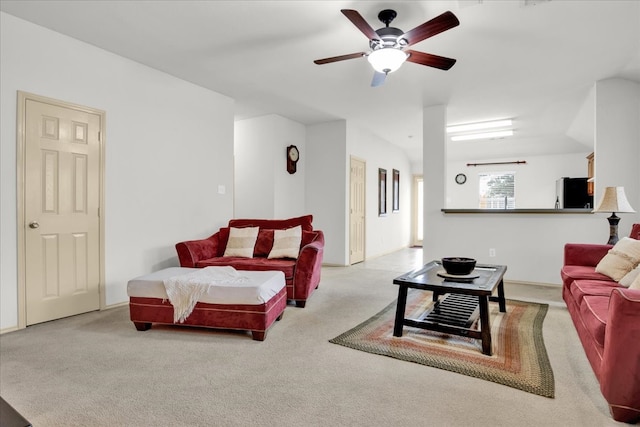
[{"left": 479, "top": 172, "right": 515, "bottom": 209}]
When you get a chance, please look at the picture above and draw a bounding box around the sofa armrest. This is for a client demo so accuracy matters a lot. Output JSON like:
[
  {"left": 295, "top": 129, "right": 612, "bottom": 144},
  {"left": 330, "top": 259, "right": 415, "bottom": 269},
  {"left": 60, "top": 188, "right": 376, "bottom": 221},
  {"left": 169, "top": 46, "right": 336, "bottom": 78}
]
[
  {"left": 293, "top": 234, "right": 325, "bottom": 301},
  {"left": 564, "top": 243, "right": 612, "bottom": 267},
  {"left": 175, "top": 233, "right": 219, "bottom": 267},
  {"left": 600, "top": 288, "right": 640, "bottom": 422}
]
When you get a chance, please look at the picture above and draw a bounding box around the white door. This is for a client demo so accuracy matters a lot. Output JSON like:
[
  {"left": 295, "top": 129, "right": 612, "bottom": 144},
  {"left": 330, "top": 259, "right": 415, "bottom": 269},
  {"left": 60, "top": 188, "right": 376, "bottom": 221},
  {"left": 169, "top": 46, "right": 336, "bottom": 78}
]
[
  {"left": 21, "top": 94, "right": 103, "bottom": 325},
  {"left": 413, "top": 175, "right": 424, "bottom": 247},
  {"left": 349, "top": 157, "right": 365, "bottom": 264}
]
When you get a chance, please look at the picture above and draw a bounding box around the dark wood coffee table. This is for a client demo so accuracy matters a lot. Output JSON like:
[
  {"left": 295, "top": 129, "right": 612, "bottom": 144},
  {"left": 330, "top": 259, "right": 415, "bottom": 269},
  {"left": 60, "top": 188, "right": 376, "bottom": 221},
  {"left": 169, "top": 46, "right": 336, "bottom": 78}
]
[{"left": 393, "top": 260, "right": 507, "bottom": 355}]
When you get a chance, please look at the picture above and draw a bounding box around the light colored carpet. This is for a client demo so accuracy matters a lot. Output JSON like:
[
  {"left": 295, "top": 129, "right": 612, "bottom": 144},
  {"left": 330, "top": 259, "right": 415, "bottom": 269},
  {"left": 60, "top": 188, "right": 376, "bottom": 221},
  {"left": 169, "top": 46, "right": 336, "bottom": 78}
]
[{"left": 0, "top": 248, "right": 622, "bottom": 426}]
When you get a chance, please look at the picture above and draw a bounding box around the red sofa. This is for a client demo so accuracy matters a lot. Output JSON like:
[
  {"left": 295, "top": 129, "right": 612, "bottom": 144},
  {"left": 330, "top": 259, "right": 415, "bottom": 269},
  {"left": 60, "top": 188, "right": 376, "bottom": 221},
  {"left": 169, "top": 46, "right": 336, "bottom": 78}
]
[
  {"left": 175, "top": 215, "right": 324, "bottom": 308},
  {"left": 561, "top": 224, "right": 640, "bottom": 423}
]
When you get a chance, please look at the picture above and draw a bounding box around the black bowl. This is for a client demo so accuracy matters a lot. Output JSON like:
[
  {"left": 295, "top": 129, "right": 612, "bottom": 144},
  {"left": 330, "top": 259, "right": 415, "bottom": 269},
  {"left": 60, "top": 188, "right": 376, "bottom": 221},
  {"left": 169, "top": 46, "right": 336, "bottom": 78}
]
[{"left": 441, "top": 257, "right": 477, "bottom": 275}]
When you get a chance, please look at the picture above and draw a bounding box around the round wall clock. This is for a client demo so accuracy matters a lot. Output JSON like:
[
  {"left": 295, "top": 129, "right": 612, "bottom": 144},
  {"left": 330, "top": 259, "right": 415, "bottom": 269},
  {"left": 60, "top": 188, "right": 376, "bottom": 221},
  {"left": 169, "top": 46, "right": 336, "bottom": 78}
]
[
  {"left": 286, "top": 145, "right": 299, "bottom": 174},
  {"left": 455, "top": 173, "right": 467, "bottom": 185}
]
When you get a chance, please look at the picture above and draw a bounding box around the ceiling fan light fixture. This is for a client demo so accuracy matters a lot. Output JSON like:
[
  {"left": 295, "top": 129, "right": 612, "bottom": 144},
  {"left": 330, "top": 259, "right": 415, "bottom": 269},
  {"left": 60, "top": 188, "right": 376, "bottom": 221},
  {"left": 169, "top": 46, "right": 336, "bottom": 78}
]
[{"left": 367, "top": 48, "right": 408, "bottom": 74}]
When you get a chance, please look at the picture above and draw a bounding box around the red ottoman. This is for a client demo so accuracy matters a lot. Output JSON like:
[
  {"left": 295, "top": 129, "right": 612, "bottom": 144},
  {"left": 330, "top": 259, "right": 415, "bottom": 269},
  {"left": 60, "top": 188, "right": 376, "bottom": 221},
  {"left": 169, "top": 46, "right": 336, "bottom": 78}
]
[{"left": 127, "top": 267, "right": 286, "bottom": 341}]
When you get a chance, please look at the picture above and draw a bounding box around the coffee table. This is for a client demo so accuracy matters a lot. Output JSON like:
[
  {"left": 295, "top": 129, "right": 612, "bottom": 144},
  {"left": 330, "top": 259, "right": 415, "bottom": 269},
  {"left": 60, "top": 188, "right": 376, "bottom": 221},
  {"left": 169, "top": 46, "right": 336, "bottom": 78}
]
[{"left": 393, "top": 260, "right": 507, "bottom": 355}]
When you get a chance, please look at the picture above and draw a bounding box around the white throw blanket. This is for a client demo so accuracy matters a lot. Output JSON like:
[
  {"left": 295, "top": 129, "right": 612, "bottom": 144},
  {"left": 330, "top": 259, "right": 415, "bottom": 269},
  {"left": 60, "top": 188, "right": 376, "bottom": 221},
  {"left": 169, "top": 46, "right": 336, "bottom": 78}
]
[{"left": 163, "top": 266, "right": 249, "bottom": 323}]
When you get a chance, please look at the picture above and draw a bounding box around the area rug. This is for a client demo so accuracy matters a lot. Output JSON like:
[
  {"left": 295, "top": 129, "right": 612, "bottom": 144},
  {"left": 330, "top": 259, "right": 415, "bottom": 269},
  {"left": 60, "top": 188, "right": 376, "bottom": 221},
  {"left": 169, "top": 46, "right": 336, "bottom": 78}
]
[{"left": 330, "top": 290, "right": 554, "bottom": 398}]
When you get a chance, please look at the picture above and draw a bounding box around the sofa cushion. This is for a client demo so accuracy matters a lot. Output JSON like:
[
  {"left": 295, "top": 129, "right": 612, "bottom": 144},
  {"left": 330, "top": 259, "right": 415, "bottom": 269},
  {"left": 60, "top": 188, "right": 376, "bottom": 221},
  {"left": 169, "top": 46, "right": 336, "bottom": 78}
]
[
  {"left": 268, "top": 226, "right": 302, "bottom": 259},
  {"left": 580, "top": 295, "right": 610, "bottom": 348},
  {"left": 595, "top": 237, "right": 640, "bottom": 281},
  {"left": 196, "top": 257, "right": 296, "bottom": 281},
  {"left": 217, "top": 227, "right": 230, "bottom": 257},
  {"left": 301, "top": 230, "right": 321, "bottom": 246},
  {"left": 223, "top": 227, "right": 259, "bottom": 258},
  {"left": 562, "top": 265, "right": 612, "bottom": 284},
  {"left": 253, "top": 229, "right": 275, "bottom": 257},
  {"left": 570, "top": 279, "right": 619, "bottom": 305}
]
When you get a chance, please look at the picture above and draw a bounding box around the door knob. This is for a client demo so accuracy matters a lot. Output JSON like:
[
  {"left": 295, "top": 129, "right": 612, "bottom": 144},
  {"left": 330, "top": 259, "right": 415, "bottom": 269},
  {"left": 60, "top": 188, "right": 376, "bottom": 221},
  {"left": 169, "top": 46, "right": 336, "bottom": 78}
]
[{"left": 29, "top": 221, "right": 39, "bottom": 229}]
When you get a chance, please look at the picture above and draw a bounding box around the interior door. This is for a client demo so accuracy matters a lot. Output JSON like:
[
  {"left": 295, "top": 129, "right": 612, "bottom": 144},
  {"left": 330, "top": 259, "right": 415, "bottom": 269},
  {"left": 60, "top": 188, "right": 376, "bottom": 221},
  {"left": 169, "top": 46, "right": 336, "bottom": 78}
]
[
  {"left": 22, "top": 95, "right": 102, "bottom": 325},
  {"left": 413, "top": 175, "right": 424, "bottom": 247},
  {"left": 349, "top": 157, "right": 365, "bottom": 264}
]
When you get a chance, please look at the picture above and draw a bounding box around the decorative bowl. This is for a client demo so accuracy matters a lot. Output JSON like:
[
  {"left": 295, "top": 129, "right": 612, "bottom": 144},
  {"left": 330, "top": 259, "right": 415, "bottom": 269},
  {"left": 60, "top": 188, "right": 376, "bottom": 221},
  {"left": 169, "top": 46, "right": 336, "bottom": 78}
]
[{"left": 441, "top": 257, "right": 477, "bottom": 276}]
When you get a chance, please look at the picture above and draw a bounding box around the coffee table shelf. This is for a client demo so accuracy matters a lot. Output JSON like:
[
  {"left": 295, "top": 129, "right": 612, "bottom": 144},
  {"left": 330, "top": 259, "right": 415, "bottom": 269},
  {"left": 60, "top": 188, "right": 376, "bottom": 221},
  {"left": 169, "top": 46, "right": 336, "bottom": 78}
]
[{"left": 423, "top": 293, "right": 479, "bottom": 328}]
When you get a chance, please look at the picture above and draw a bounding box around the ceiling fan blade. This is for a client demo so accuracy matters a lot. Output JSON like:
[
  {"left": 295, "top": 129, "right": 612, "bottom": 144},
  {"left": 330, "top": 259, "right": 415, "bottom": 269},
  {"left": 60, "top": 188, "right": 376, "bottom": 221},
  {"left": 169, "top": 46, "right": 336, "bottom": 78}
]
[
  {"left": 406, "top": 50, "right": 457, "bottom": 70},
  {"left": 341, "top": 9, "right": 379, "bottom": 41},
  {"left": 402, "top": 11, "right": 459, "bottom": 46},
  {"left": 314, "top": 52, "right": 366, "bottom": 65},
  {"left": 371, "top": 71, "right": 387, "bottom": 87}
]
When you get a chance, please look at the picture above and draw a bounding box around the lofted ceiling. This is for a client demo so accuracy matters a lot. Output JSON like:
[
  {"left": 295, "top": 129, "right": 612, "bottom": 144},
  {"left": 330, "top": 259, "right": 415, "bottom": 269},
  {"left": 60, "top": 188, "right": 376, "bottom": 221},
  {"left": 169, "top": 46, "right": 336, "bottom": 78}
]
[{"left": 2, "top": 0, "right": 639, "bottom": 165}]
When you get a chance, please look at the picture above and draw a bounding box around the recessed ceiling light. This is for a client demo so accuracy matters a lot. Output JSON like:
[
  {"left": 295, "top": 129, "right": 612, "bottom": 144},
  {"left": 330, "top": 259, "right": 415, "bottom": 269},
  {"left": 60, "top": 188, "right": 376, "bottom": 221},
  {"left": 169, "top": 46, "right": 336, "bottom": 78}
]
[
  {"left": 446, "top": 119, "right": 513, "bottom": 133},
  {"left": 450, "top": 130, "right": 514, "bottom": 141}
]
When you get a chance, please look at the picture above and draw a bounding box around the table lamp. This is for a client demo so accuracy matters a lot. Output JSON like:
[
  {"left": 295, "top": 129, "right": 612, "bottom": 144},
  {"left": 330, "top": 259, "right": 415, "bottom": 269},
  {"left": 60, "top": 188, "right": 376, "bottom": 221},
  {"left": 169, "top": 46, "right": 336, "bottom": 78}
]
[{"left": 593, "top": 186, "right": 636, "bottom": 244}]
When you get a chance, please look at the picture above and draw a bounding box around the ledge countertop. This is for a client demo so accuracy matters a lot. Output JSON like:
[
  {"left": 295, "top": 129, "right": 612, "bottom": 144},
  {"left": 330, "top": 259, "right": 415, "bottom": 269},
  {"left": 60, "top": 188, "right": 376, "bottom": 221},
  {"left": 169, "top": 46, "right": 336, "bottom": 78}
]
[{"left": 441, "top": 208, "right": 593, "bottom": 214}]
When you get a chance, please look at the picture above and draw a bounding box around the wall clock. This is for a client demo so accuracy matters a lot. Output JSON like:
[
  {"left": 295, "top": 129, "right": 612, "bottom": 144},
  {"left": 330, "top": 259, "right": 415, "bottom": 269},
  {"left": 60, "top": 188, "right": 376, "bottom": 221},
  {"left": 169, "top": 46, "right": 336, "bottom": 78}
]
[
  {"left": 455, "top": 173, "right": 467, "bottom": 185},
  {"left": 286, "top": 145, "right": 299, "bottom": 174}
]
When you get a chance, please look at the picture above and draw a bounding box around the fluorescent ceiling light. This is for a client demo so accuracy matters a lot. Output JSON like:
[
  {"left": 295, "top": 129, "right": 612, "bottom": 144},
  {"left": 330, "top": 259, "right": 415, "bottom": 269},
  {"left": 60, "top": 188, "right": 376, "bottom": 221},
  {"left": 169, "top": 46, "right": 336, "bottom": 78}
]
[
  {"left": 367, "top": 48, "right": 408, "bottom": 74},
  {"left": 451, "top": 130, "right": 514, "bottom": 141},
  {"left": 447, "top": 119, "right": 513, "bottom": 133}
]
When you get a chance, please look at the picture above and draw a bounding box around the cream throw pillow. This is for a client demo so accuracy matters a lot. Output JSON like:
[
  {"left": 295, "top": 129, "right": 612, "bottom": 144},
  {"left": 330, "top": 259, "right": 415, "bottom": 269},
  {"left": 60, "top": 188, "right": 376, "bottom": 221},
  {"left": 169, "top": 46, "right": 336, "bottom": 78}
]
[
  {"left": 630, "top": 271, "right": 640, "bottom": 290},
  {"left": 268, "top": 226, "right": 302, "bottom": 259},
  {"left": 620, "top": 264, "right": 640, "bottom": 287},
  {"left": 223, "top": 227, "right": 259, "bottom": 258},
  {"left": 595, "top": 237, "right": 640, "bottom": 282}
]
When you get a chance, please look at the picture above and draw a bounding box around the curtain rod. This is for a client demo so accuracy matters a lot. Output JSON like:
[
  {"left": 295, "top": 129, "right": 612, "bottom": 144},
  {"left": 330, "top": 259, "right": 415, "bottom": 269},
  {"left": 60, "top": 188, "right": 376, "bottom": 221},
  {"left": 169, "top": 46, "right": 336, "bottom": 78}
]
[{"left": 466, "top": 160, "right": 527, "bottom": 167}]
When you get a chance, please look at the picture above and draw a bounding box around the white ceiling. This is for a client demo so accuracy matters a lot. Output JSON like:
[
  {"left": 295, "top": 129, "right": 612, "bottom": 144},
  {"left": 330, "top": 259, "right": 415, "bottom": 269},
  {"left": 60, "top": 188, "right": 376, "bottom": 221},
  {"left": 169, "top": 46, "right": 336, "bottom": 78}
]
[{"left": 2, "top": 0, "right": 639, "bottom": 164}]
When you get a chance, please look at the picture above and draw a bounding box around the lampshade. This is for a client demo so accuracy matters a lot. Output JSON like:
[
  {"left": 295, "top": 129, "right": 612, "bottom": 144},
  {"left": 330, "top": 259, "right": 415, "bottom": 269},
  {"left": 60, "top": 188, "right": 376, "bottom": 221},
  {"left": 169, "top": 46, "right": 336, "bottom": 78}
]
[
  {"left": 593, "top": 187, "right": 636, "bottom": 213},
  {"left": 367, "top": 48, "right": 408, "bottom": 74}
]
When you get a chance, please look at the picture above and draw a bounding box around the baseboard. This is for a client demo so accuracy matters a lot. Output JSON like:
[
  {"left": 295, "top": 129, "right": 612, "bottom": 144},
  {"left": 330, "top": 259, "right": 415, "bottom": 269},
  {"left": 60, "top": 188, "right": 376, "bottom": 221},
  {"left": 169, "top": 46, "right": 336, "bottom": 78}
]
[
  {"left": 321, "top": 262, "right": 349, "bottom": 267},
  {"left": 0, "top": 325, "right": 20, "bottom": 335},
  {"left": 104, "top": 301, "right": 129, "bottom": 310},
  {"left": 505, "top": 279, "right": 562, "bottom": 288},
  {"left": 1, "top": 303, "right": 128, "bottom": 335}
]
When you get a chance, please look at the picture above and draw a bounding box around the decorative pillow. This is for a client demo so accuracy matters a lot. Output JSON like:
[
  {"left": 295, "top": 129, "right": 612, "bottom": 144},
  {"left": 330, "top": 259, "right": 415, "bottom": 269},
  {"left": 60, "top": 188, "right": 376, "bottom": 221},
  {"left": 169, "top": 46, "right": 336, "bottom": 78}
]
[
  {"left": 595, "top": 237, "right": 640, "bottom": 282},
  {"left": 630, "top": 272, "right": 640, "bottom": 290},
  {"left": 268, "top": 226, "right": 302, "bottom": 259},
  {"left": 223, "top": 227, "right": 259, "bottom": 258},
  {"left": 620, "top": 264, "right": 640, "bottom": 287}
]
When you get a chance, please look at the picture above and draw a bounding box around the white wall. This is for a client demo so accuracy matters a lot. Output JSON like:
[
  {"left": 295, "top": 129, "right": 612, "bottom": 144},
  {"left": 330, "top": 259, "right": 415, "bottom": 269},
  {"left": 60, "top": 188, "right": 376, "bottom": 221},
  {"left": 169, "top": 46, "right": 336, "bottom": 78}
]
[
  {"left": 594, "top": 78, "right": 640, "bottom": 220},
  {"left": 423, "top": 78, "right": 640, "bottom": 286},
  {"left": 306, "top": 121, "right": 348, "bottom": 265},
  {"left": 1, "top": 13, "right": 235, "bottom": 330},
  {"left": 348, "top": 125, "right": 412, "bottom": 258},
  {"left": 447, "top": 152, "right": 591, "bottom": 209},
  {"left": 304, "top": 120, "right": 413, "bottom": 265},
  {"left": 234, "top": 114, "right": 305, "bottom": 218}
]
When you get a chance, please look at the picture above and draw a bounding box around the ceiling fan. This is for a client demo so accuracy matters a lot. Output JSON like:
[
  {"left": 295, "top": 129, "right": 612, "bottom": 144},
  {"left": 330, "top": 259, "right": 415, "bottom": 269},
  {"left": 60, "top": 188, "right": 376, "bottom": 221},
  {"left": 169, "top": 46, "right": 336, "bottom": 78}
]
[{"left": 314, "top": 9, "right": 459, "bottom": 87}]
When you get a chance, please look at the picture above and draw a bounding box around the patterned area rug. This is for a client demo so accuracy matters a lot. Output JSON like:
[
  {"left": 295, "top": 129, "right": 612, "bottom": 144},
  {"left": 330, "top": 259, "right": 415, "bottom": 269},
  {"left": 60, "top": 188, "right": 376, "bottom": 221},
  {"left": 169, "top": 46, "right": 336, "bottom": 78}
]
[{"left": 330, "top": 290, "right": 554, "bottom": 398}]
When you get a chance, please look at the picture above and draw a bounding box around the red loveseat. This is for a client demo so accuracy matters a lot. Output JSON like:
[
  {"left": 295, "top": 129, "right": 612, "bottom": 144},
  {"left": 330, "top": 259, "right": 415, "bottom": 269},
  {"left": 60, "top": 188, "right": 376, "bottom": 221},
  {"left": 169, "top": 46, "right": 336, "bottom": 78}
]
[
  {"left": 561, "top": 224, "right": 640, "bottom": 423},
  {"left": 175, "top": 215, "right": 324, "bottom": 308}
]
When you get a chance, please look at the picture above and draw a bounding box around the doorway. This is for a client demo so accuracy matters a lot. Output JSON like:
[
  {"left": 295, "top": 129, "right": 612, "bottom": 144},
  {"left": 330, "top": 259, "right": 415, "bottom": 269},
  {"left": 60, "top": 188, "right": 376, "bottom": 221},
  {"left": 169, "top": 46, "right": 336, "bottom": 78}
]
[{"left": 17, "top": 92, "right": 105, "bottom": 327}]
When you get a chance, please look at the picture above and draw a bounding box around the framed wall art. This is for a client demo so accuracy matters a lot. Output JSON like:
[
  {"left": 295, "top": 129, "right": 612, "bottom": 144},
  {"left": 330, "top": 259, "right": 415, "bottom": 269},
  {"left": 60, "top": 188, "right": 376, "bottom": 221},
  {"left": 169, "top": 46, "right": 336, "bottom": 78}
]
[
  {"left": 378, "top": 168, "right": 387, "bottom": 216},
  {"left": 392, "top": 169, "right": 400, "bottom": 212}
]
